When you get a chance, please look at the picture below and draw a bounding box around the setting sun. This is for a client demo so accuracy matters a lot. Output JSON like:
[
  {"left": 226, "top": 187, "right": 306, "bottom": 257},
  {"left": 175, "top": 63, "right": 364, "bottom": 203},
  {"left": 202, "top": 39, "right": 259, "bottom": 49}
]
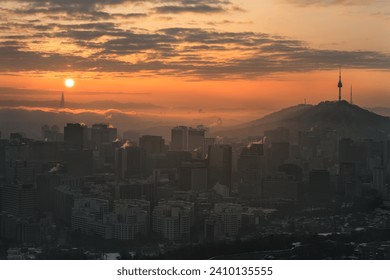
[{"left": 65, "top": 78, "right": 75, "bottom": 88}]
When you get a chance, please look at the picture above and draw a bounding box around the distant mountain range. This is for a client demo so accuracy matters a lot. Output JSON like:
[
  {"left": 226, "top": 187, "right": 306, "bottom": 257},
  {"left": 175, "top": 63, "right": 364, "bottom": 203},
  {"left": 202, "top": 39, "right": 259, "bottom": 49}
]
[
  {"left": 1, "top": 99, "right": 390, "bottom": 141},
  {"left": 215, "top": 101, "right": 390, "bottom": 140},
  {"left": 0, "top": 107, "right": 147, "bottom": 140},
  {"left": 0, "top": 106, "right": 224, "bottom": 141},
  {"left": 0, "top": 99, "right": 162, "bottom": 110},
  {"left": 368, "top": 107, "right": 390, "bottom": 117}
]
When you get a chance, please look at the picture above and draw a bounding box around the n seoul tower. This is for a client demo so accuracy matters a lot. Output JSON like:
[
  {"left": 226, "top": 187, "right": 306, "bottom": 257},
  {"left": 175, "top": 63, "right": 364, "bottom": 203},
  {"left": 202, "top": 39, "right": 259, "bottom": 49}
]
[{"left": 338, "top": 67, "right": 343, "bottom": 102}]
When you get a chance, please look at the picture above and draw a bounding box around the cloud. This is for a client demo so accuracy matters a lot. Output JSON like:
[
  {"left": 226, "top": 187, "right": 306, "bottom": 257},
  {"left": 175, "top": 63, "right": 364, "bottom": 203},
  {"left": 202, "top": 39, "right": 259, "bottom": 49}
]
[
  {"left": 0, "top": 103, "right": 251, "bottom": 140},
  {"left": 1, "top": 1, "right": 390, "bottom": 79},
  {"left": 9, "top": 0, "right": 234, "bottom": 19},
  {"left": 284, "top": 0, "right": 380, "bottom": 6},
  {"left": 1, "top": 23, "right": 390, "bottom": 79},
  {"left": 154, "top": 4, "right": 226, "bottom": 14},
  {"left": 0, "top": 86, "right": 154, "bottom": 101},
  {"left": 97, "top": 32, "right": 177, "bottom": 55}
]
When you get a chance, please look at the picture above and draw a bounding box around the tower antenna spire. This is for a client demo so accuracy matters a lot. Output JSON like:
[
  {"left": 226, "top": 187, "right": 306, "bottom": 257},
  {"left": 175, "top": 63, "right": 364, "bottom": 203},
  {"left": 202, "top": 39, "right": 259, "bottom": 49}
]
[
  {"left": 350, "top": 84, "right": 353, "bottom": 105},
  {"left": 337, "top": 66, "right": 343, "bottom": 102}
]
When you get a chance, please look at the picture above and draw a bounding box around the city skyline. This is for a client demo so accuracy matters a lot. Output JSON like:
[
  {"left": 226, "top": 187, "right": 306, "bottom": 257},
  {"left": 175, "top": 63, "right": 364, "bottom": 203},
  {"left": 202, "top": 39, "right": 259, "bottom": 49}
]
[
  {"left": 0, "top": 0, "right": 389, "bottom": 124},
  {"left": 3, "top": 0, "right": 390, "bottom": 262},
  {"left": 2, "top": 99, "right": 390, "bottom": 260}
]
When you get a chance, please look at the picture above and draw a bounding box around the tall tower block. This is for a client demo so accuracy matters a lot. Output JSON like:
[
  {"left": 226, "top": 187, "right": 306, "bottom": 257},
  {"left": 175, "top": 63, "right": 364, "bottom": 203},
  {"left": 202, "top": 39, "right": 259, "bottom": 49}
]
[
  {"left": 337, "top": 67, "right": 343, "bottom": 102},
  {"left": 60, "top": 92, "right": 65, "bottom": 108}
]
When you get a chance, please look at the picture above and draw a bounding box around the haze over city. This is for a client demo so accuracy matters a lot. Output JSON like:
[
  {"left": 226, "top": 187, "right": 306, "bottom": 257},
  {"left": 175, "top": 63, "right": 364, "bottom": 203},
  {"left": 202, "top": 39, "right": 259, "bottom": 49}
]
[{"left": 2, "top": 0, "right": 390, "bottom": 261}]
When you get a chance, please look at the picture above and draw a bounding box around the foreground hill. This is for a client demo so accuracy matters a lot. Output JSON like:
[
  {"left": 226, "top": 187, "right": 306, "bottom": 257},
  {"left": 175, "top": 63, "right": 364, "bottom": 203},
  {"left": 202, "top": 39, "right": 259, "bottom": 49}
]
[{"left": 215, "top": 101, "right": 390, "bottom": 140}]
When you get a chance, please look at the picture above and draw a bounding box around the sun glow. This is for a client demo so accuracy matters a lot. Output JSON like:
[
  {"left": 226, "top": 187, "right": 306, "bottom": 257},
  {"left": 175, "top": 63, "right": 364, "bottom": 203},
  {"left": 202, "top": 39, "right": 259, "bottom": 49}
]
[{"left": 65, "top": 79, "right": 75, "bottom": 88}]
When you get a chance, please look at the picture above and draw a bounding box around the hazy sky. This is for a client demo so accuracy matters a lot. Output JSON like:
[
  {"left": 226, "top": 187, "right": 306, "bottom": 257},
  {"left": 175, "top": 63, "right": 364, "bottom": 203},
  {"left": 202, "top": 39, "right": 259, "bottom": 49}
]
[{"left": 0, "top": 0, "right": 389, "bottom": 120}]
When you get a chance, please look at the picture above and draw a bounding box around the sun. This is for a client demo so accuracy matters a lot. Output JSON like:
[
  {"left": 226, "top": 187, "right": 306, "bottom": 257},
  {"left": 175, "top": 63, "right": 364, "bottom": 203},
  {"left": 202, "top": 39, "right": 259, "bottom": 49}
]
[{"left": 65, "top": 78, "right": 75, "bottom": 88}]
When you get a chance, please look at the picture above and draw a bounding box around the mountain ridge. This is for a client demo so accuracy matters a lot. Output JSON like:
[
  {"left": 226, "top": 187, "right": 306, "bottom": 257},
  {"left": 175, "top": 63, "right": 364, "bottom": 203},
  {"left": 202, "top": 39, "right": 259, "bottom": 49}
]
[{"left": 215, "top": 100, "right": 390, "bottom": 140}]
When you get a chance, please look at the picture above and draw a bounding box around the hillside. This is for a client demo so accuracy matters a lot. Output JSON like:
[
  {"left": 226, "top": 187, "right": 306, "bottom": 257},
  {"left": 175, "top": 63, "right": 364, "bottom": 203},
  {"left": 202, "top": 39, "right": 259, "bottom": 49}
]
[{"left": 215, "top": 101, "right": 390, "bottom": 140}]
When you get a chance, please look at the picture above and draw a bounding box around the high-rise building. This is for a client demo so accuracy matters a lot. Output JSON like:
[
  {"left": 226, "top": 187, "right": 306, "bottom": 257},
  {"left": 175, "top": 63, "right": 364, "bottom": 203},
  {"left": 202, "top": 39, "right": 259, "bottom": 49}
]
[
  {"left": 112, "top": 199, "right": 150, "bottom": 240},
  {"left": 164, "top": 151, "right": 192, "bottom": 169},
  {"left": 71, "top": 198, "right": 111, "bottom": 239},
  {"left": 237, "top": 143, "right": 263, "bottom": 196},
  {"left": 0, "top": 213, "right": 43, "bottom": 244},
  {"left": 115, "top": 179, "right": 155, "bottom": 204},
  {"left": 41, "top": 125, "right": 64, "bottom": 142},
  {"left": 5, "top": 160, "right": 48, "bottom": 185},
  {"left": 36, "top": 173, "right": 65, "bottom": 213},
  {"left": 338, "top": 138, "right": 368, "bottom": 175},
  {"left": 203, "top": 137, "right": 216, "bottom": 157},
  {"left": 279, "top": 163, "right": 303, "bottom": 182},
  {"left": 170, "top": 126, "right": 207, "bottom": 152},
  {"left": 64, "top": 123, "right": 88, "bottom": 149},
  {"left": 53, "top": 185, "right": 82, "bottom": 225},
  {"left": 267, "top": 142, "right": 290, "bottom": 175},
  {"left": 115, "top": 146, "right": 147, "bottom": 180},
  {"left": 60, "top": 92, "right": 65, "bottom": 108},
  {"left": 152, "top": 200, "right": 194, "bottom": 242},
  {"left": 264, "top": 127, "right": 289, "bottom": 147},
  {"left": 59, "top": 149, "right": 93, "bottom": 176},
  {"left": 5, "top": 142, "right": 29, "bottom": 162},
  {"left": 309, "top": 169, "right": 332, "bottom": 203},
  {"left": 205, "top": 203, "right": 242, "bottom": 240},
  {"left": 139, "top": 135, "right": 166, "bottom": 155},
  {"left": 208, "top": 144, "right": 232, "bottom": 191},
  {"left": 29, "top": 141, "right": 60, "bottom": 160},
  {"left": 91, "top": 123, "right": 117, "bottom": 150},
  {"left": 171, "top": 126, "right": 188, "bottom": 151},
  {"left": 0, "top": 139, "right": 8, "bottom": 177},
  {"left": 0, "top": 184, "right": 37, "bottom": 217},
  {"left": 339, "top": 162, "right": 356, "bottom": 199},
  {"left": 373, "top": 166, "right": 385, "bottom": 196},
  {"left": 70, "top": 198, "right": 151, "bottom": 241},
  {"left": 262, "top": 173, "right": 299, "bottom": 202},
  {"left": 179, "top": 161, "right": 208, "bottom": 192},
  {"left": 9, "top": 133, "right": 27, "bottom": 144},
  {"left": 188, "top": 127, "right": 206, "bottom": 151}
]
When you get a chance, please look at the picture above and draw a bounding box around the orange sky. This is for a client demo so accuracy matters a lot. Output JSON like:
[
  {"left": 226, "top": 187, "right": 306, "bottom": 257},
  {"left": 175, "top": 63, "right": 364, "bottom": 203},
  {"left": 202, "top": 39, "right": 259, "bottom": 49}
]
[
  {"left": 1, "top": 70, "right": 388, "bottom": 109},
  {"left": 0, "top": 0, "right": 389, "bottom": 122}
]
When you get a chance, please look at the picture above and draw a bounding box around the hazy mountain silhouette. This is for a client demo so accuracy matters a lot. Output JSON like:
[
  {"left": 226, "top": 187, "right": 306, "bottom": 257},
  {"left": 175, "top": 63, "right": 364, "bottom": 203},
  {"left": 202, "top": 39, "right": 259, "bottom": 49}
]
[
  {"left": 2, "top": 100, "right": 390, "bottom": 141},
  {"left": 216, "top": 101, "right": 390, "bottom": 140},
  {"left": 0, "top": 107, "right": 229, "bottom": 140},
  {"left": 0, "top": 99, "right": 161, "bottom": 110},
  {"left": 0, "top": 108, "right": 156, "bottom": 139},
  {"left": 368, "top": 107, "right": 390, "bottom": 117}
]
